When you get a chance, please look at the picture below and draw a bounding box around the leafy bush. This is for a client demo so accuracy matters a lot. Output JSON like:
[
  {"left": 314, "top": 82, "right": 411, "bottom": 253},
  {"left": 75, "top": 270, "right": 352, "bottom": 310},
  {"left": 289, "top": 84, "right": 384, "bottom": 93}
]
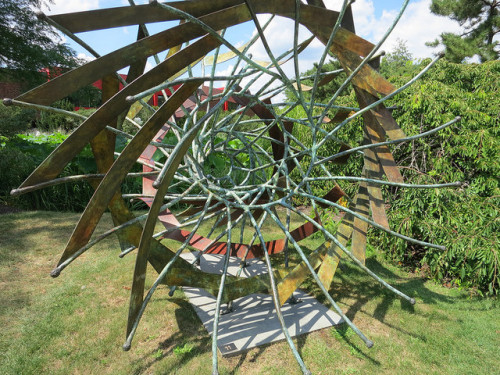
[
  {"left": 374, "top": 179, "right": 498, "bottom": 295},
  {"left": 36, "top": 100, "right": 83, "bottom": 132},
  {"left": 288, "top": 59, "right": 499, "bottom": 295},
  {"left": 0, "top": 146, "right": 37, "bottom": 199},
  {"left": 1, "top": 133, "right": 96, "bottom": 211},
  {"left": 374, "top": 60, "right": 499, "bottom": 295},
  {"left": 0, "top": 102, "right": 36, "bottom": 138},
  {"left": 1, "top": 132, "right": 142, "bottom": 212}
]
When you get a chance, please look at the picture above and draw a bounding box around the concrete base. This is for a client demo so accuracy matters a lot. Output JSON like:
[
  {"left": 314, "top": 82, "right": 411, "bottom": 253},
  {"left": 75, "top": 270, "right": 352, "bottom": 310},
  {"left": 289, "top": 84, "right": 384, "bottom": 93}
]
[{"left": 181, "top": 252, "right": 343, "bottom": 356}]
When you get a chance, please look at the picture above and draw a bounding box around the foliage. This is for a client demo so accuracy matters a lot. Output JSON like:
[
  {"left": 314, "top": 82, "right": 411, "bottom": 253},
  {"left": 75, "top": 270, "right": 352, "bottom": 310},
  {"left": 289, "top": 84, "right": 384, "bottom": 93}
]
[
  {"left": 374, "top": 59, "right": 499, "bottom": 294},
  {"left": 0, "top": 133, "right": 96, "bottom": 211},
  {"left": 289, "top": 56, "right": 499, "bottom": 294},
  {"left": 380, "top": 39, "right": 416, "bottom": 78},
  {"left": 173, "top": 343, "right": 195, "bottom": 356},
  {"left": 428, "top": 0, "right": 499, "bottom": 62},
  {"left": 0, "top": 102, "right": 36, "bottom": 139},
  {"left": 36, "top": 100, "right": 83, "bottom": 132},
  {"left": 381, "top": 188, "right": 498, "bottom": 295},
  {"left": 0, "top": 0, "right": 78, "bottom": 87},
  {"left": 0, "top": 146, "right": 37, "bottom": 200},
  {"left": 286, "top": 59, "right": 352, "bottom": 104},
  {"left": 67, "top": 85, "right": 102, "bottom": 108},
  {"left": 388, "top": 60, "right": 499, "bottom": 197},
  {"left": 0, "top": 132, "right": 142, "bottom": 212}
]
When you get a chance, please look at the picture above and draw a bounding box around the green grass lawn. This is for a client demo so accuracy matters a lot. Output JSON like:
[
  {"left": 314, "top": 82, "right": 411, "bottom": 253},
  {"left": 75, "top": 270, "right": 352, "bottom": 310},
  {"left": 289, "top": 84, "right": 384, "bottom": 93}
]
[{"left": 0, "top": 211, "right": 498, "bottom": 375}]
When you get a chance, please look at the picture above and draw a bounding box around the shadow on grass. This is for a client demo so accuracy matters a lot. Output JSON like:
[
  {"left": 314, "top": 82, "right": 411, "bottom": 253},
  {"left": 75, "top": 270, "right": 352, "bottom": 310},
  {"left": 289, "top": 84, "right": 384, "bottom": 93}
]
[
  {"left": 303, "top": 255, "right": 465, "bottom": 348},
  {"left": 131, "top": 250, "right": 462, "bottom": 373},
  {"left": 132, "top": 298, "right": 211, "bottom": 375},
  {"left": 330, "top": 324, "right": 381, "bottom": 365},
  {"left": 0, "top": 211, "right": 81, "bottom": 264},
  {"left": 132, "top": 297, "right": 290, "bottom": 375}
]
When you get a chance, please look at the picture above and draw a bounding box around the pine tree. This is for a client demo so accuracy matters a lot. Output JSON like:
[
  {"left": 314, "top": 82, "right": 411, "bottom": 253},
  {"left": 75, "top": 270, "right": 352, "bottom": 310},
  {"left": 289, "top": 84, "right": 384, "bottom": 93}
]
[
  {"left": 428, "top": 0, "right": 499, "bottom": 62},
  {"left": 0, "top": 0, "right": 77, "bottom": 87}
]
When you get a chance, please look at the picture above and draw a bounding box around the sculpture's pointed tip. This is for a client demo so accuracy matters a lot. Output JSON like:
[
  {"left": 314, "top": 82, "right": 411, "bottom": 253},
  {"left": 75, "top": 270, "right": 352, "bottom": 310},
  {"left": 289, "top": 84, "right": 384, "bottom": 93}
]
[{"left": 50, "top": 268, "right": 61, "bottom": 278}]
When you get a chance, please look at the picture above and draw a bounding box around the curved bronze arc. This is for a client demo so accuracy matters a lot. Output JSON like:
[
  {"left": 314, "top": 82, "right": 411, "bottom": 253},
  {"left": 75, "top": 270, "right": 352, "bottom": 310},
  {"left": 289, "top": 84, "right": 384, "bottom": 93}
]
[
  {"left": 21, "top": 1, "right": 375, "bottom": 107},
  {"left": 57, "top": 80, "right": 202, "bottom": 266},
  {"left": 20, "top": 35, "right": 221, "bottom": 190},
  {"left": 49, "top": 0, "right": 244, "bottom": 33}
]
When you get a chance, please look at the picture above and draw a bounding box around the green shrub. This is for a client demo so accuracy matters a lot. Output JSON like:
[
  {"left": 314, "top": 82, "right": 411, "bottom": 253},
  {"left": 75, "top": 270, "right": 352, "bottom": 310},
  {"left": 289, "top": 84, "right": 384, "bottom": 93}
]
[
  {"left": 1, "top": 132, "right": 144, "bottom": 212},
  {"left": 373, "top": 60, "right": 499, "bottom": 295},
  {"left": 288, "top": 60, "right": 499, "bottom": 295},
  {"left": 36, "top": 100, "right": 83, "bottom": 132},
  {"left": 0, "top": 146, "right": 37, "bottom": 203},
  {"left": 1, "top": 133, "right": 95, "bottom": 211},
  {"left": 0, "top": 102, "right": 36, "bottom": 138},
  {"left": 374, "top": 185, "right": 499, "bottom": 295}
]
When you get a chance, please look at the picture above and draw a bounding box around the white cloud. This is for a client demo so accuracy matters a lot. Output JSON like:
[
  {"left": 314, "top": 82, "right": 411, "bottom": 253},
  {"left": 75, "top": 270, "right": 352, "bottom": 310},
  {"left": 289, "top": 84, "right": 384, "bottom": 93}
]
[
  {"left": 144, "top": 59, "right": 154, "bottom": 73},
  {"left": 244, "top": 0, "right": 461, "bottom": 77},
  {"left": 236, "top": 15, "right": 325, "bottom": 102},
  {"left": 381, "top": 0, "right": 462, "bottom": 58},
  {"left": 302, "top": 0, "right": 462, "bottom": 58},
  {"left": 351, "top": 0, "right": 462, "bottom": 58},
  {"left": 77, "top": 53, "right": 96, "bottom": 63},
  {"left": 42, "top": 0, "right": 99, "bottom": 15},
  {"left": 248, "top": 15, "right": 322, "bottom": 60},
  {"left": 236, "top": 0, "right": 464, "bottom": 102}
]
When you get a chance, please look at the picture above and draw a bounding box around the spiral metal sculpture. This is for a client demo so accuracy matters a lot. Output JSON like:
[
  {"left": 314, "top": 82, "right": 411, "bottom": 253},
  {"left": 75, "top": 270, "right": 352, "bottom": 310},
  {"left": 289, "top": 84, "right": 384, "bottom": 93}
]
[{"left": 6, "top": 1, "right": 462, "bottom": 373}]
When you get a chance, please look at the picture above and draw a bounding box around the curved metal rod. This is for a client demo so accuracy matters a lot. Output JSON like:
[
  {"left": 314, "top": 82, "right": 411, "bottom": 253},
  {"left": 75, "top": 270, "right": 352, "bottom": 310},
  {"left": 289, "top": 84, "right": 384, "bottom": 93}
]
[
  {"left": 314, "top": 116, "right": 462, "bottom": 166},
  {"left": 317, "top": 0, "right": 411, "bottom": 126},
  {"left": 277, "top": 203, "right": 417, "bottom": 305},
  {"left": 211, "top": 205, "right": 232, "bottom": 374},
  {"left": 49, "top": 181, "right": 203, "bottom": 277},
  {"left": 243, "top": 208, "right": 311, "bottom": 375},
  {"left": 123, "top": 194, "right": 214, "bottom": 350},
  {"left": 265, "top": 207, "right": 375, "bottom": 349}
]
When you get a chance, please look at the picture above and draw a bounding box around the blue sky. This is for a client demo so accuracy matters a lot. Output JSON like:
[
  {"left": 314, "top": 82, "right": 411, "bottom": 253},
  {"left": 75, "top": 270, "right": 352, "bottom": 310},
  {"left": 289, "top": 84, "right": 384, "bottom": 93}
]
[
  {"left": 41, "top": 1, "right": 462, "bottom": 94},
  {"left": 43, "top": 0, "right": 461, "bottom": 58}
]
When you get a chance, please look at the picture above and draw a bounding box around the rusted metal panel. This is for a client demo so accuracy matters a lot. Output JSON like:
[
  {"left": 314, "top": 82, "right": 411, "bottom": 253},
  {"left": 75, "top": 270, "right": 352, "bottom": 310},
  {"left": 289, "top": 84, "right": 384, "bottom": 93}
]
[
  {"left": 276, "top": 242, "right": 329, "bottom": 305},
  {"left": 90, "top": 74, "right": 134, "bottom": 251},
  {"left": 355, "top": 87, "right": 404, "bottom": 184},
  {"left": 355, "top": 88, "right": 406, "bottom": 140},
  {"left": 19, "top": 35, "right": 221, "bottom": 190},
  {"left": 127, "top": 80, "right": 205, "bottom": 336},
  {"left": 334, "top": 44, "right": 396, "bottom": 97},
  {"left": 49, "top": 0, "right": 243, "bottom": 33},
  {"left": 351, "top": 181, "right": 370, "bottom": 265},
  {"left": 57, "top": 81, "right": 202, "bottom": 267},
  {"left": 363, "top": 142, "right": 391, "bottom": 230},
  {"left": 317, "top": 212, "right": 353, "bottom": 289},
  {"left": 18, "top": 6, "right": 250, "bottom": 105},
  {"left": 24, "top": 2, "right": 369, "bottom": 108},
  {"left": 317, "top": 184, "right": 346, "bottom": 208}
]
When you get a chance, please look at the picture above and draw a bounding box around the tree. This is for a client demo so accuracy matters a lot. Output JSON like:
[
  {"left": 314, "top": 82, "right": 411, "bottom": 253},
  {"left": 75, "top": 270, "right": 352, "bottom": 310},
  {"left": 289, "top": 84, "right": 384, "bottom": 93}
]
[
  {"left": 288, "top": 54, "right": 500, "bottom": 294},
  {"left": 428, "top": 0, "right": 499, "bottom": 62},
  {"left": 0, "top": 0, "right": 78, "bottom": 87},
  {"left": 380, "top": 39, "right": 417, "bottom": 78}
]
